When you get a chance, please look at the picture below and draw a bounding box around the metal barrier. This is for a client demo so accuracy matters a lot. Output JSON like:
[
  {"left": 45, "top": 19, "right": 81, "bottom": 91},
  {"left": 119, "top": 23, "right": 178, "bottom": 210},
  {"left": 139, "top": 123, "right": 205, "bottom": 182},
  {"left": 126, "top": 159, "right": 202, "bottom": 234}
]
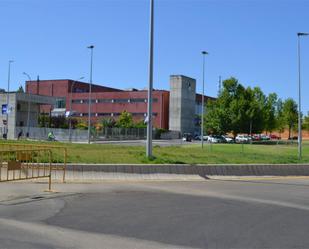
[
  {"left": 0, "top": 149, "right": 52, "bottom": 191},
  {"left": 0, "top": 143, "right": 67, "bottom": 182}
]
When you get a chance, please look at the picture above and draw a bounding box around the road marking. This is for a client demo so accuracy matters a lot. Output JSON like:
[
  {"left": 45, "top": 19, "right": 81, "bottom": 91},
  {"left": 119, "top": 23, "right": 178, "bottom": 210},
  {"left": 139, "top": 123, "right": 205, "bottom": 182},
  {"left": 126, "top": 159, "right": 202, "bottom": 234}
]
[{"left": 209, "top": 176, "right": 309, "bottom": 181}]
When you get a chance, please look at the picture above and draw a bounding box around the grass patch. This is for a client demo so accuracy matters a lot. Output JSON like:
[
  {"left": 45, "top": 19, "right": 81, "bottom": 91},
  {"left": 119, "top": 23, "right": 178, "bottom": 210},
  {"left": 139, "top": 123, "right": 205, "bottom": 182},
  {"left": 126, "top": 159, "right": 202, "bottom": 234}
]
[{"left": 0, "top": 140, "right": 309, "bottom": 164}]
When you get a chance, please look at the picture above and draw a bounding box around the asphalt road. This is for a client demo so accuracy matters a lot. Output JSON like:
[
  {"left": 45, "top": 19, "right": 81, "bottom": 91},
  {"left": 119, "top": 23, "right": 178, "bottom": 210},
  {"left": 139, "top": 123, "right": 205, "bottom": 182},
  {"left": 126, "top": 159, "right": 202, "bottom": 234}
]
[{"left": 1, "top": 178, "right": 309, "bottom": 248}]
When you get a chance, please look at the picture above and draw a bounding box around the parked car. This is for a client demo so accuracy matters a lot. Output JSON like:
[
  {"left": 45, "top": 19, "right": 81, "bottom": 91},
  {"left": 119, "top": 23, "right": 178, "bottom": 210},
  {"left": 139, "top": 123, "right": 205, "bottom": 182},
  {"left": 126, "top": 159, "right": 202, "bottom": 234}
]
[
  {"left": 182, "top": 133, "right": 192, "bottom": 142},
  {"left": 222, "top": 135, "right": 234, "bottom": 143},
  {"left": 260, "top": 134, "right": 270, "bottom": 140},
  {"left": 207, "top": 135, "right": 219, "bottom": 143},
  {"left": 269, "top": 134, "right": 281, "bottom": 140},
  {"left": 235, "top": 134, "right": 252, "bottom": 143},
  {"left": 194, "top": 135, "right": 209, "bottom": 141},
  {"left": 252, "top": 134, "right": 261, "bottom": 141}
]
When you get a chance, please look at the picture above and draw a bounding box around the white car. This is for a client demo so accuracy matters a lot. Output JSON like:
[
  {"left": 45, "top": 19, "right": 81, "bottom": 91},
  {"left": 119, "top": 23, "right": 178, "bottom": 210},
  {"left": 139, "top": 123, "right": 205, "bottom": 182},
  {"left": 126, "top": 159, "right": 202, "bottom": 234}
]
[
  {"left": 207, "top": 136, "right": 219, "bottom": 143},
  {"left": 222, "top": 135, "right": 234, "bottom": 143},
  {"left": 235, "top": 135, "right": 252, "bottom": 143}
]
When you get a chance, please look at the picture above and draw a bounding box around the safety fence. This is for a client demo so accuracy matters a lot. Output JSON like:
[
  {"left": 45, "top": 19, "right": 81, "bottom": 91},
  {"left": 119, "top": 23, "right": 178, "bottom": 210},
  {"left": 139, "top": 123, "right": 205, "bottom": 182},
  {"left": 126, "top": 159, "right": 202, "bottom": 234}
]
[
  {"left": 0, "top": 143, "right": 67, "bottom": 182},
  {"left": 0, "top": 149, "right": 52, "bottom": 190}
]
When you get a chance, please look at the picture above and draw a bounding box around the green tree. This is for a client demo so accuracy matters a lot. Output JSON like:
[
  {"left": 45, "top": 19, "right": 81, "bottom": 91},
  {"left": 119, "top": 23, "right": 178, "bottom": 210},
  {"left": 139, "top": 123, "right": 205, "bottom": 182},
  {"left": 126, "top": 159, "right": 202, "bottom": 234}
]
[
  {"left": 264, "top": 93, "right": 278, "bottom": 134},
  {"left": 116, "top": 111, "right": 133, "bottom": 128},
  {"left": 275, "top": 98, "right": 285, "bottom": 135},
  {"left": 101, "top": 117, "right": 116, "bottom": 128},
  {"left": 204, "top": 77, "right": 277, "bottom": 137},
  {"left": 133, "top": 120, "right": 147, "bottom": 128},
  {"left": 303, "top": 112, "right": 309, "bottom": 133},
  {"left": 245, "top": 87, "right": 266, "bottom": 135},
  {"left": 75, "top": 119, "right": 88, "bottom": 130},
  {"left": 282, "top": 98, "right": 298, "bottom": 139},
  {"left": 17, "top": 85, "right": 24, "bottom": 93}
]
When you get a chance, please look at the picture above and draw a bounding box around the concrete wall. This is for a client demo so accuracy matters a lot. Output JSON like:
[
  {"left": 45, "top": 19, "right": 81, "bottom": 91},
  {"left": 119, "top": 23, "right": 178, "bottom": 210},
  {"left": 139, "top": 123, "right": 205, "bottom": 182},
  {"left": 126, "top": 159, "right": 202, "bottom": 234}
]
[
  {"left": 169, "top": 75, "right": 196, "bottom": 134},
  {"left": 0, "top": 93, "right": 56, "bottom": 139},
  {"left": 15, "top": 101, "right": 39, "bottom": 128},
  {"left": 0, "top": 93, "right": 16, "bottom": 139}
]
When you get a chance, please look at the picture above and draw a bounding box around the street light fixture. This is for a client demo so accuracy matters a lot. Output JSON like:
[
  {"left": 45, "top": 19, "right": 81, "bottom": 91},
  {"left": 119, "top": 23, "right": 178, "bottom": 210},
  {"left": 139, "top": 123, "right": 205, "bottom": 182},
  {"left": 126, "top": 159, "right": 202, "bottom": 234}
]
[
  {"left": 87, "top": 45, "right": 94, "bottom": 144},
  {"left": 69, "top": 77, "right": 84, "bottom": 142},
  {"left": 201, "top": 51, "right": 208, "bottom": 149},
  {"left": 297, "top": 32, "right": 308, "bottom": 160},
  {"left": 146, "top": 0, "right": 154, "bottom": 158},
  {"left": 23, "top": 72, "right": 31, "bottom": 138},
  {"left": 5, "top": 60, "right": 14, "bottom": 139}
]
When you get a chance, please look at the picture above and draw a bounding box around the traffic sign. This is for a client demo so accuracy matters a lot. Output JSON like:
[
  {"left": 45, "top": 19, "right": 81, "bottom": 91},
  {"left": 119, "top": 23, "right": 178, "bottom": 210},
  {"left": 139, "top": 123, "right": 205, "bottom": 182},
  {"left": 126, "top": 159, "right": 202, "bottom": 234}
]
[{"left": 2, "top": 104, "right": 7, "bottom": 115}]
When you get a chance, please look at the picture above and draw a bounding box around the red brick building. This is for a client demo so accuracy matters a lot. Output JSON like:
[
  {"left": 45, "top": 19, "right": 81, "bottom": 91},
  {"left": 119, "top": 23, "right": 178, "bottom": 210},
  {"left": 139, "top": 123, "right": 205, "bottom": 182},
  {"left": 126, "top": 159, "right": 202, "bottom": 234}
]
[{"left": 26, "top": 79, "right": 170, "bottom": 129}]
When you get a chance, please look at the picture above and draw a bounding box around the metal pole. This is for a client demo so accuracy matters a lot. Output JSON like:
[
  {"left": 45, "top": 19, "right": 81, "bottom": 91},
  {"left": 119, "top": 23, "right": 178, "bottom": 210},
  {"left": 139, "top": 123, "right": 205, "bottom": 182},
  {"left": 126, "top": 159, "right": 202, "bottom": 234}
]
[
  {"left": 297, "top": 35, "right": 302, "bottom": 160},
  {"left": 23, "top": 72, "right": 31, "bottom": 137},
  {"left": 201, "top": 51, "right": 208, "bottom": 149},
  {"left": 146, "top": 0, "right": 154, "bottom": 158},
  {"left": 6, "top": 60, "right": 13, "bottom": 139},
  {"left": 87, "top": 45, "right": 94, "bottom": 144},
  {"left": 69, "top": 77, "right": 84, "bottom": 142},
  {"left": 297, "top": 32, "right": 308, "bottom": 160}
]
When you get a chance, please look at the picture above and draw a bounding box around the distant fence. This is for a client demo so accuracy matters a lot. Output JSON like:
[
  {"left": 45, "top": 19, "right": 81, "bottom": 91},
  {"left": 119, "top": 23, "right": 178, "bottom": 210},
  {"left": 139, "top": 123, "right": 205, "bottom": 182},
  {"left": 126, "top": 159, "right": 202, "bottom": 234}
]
[
  {"left": 93, "top": 127, "right": 147, "bottom": 141},
  {"left": 14, "top": 126, "right": 152, "bottom": 142}
]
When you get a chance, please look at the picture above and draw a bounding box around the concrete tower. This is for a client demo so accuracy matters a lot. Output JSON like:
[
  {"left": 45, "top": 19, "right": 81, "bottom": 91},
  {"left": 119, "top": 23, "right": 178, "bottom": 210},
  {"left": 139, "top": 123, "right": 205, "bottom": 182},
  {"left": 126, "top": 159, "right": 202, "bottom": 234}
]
[{"left": 169, "top": 75, "right": 196, "bottom": 134}]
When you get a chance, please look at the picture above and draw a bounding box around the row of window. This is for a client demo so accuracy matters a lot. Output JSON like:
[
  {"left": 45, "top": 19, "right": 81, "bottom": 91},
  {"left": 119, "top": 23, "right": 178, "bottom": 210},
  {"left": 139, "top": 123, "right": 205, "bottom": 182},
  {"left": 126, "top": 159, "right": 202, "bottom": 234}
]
[
  {"left": 72, "top": 112, "right": 158, "bottom": 117},
  {"left": 71, "top": 98, "right": 158, "bottom": 104}
]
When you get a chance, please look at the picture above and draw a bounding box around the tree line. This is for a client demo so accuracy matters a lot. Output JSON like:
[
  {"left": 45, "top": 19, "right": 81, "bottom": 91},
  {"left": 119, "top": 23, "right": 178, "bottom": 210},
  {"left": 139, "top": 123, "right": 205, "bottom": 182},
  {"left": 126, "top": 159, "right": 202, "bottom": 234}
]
[
  {"left": 38, "top": 110, "right": 146, "bottom": 130},
  {"left": 204, "top": 77, "right": 306, "bottom": 139}
]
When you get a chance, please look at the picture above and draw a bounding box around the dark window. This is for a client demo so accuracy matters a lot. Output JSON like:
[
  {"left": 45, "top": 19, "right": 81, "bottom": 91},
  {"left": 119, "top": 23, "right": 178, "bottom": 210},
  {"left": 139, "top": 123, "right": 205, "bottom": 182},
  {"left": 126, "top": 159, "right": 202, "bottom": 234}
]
[
  {"left": 114, "top": 99, "right": 129, "bottom": 103},
  {"left": 55, "top": 98, "right": 66, "bottom": 108},
  {"left": 130, "top": 98, "right": 146, "bottom": 103},
  {"left": 97, "top": 113, "right": 112, "bottom": 116},
  {"left": 17, "top": 103, "right": 21, "bottom": 111},
  {"left": 72, "top": 99, "right": 83, "bottom": 104},
  {"left": 97, "top": 99, "right": 113, "bottom": 103}
]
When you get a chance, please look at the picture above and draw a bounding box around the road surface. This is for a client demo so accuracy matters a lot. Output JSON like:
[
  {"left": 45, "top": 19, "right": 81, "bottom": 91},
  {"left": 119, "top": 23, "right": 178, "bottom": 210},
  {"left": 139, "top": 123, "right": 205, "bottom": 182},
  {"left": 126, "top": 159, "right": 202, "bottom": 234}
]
[{"left": 1, "top": 178, "right": 309, "bottom": 248}]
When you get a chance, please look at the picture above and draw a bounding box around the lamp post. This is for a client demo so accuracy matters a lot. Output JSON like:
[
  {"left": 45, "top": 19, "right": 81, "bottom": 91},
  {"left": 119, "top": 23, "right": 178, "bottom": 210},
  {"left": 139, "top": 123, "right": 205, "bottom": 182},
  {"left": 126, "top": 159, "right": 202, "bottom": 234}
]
[
  {"left": 23, "top": 72, "right": 31, "bottom": 138},
  {"left": 297, "top": 32, "right": 308, "bottom": 160},
  {"left": 146, "top": 0, "right": 154, "bottom": 158},
  {"left": 5, "top": 60, "right": 14, "bottom": 139},
  {"left": 201, "top": 51, "right": 208, "bottom": 149},
  {"left": 69, "top": 77, "right": 84, "bottom": 142},
  {"left": 87, "top": 45, "right": 94, "bottom": 144}
]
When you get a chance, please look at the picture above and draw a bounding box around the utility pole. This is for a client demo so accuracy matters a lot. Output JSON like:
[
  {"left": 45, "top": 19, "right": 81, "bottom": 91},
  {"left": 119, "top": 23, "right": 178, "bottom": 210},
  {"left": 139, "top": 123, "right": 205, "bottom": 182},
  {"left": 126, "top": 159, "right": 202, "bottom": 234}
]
[
  {"left": 201, "top": 51, "right": 208, "bottom": 149},
  {"left": 87, "top": 45, "right": 94, "bottom": 144},
  {"left": 146, "top": 0, "right": 154, "bottom": 158},
  {"left": 297, "top": 32, "right": 308, "bottom": 160},
  {"left": 5, "top": 60, "right": 14, "bottom": 139}
]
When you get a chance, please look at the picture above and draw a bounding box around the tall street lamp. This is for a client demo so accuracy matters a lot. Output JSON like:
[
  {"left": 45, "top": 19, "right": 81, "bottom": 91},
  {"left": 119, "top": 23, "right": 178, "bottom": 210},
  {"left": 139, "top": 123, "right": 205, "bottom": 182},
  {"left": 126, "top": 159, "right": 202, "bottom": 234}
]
[
  {"left": 297, "top": 32, "right": 308, "bottom": 160},
  {"left": 146, "top": 0, "right": 154, "bottom": 158},
  {"left": 201, "top": 51, "right": 208, "bottom": 149},
  {"left": 23, "top": 72, "right": 31, "bottom": 138},
  {"left": 5, "top": 60, "right": 14, "bottom": 139},
  {"left": 69, "top": 77, "right": 84, "bottom": 142},
  {"left": 87, "top": 45, "right": 94, "bottom": 144}
]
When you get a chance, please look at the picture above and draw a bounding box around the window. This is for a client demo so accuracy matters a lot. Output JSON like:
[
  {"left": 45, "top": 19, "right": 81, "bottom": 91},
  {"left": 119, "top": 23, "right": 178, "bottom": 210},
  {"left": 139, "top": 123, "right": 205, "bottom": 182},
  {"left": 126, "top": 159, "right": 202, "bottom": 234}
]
[
  {"left": 55, "top": 98, "right": 66, "bottom": 108},
  {"left": 72, "top": 99, "right": 83, "bottom": 104},
  {"left": 113, "top": 99, "right": 129, "bottom": 103},
  {"left": 97, "top": 113, "right": 111, "bottom": 116},
  {"left": 130, "top": 98, "right": 146, "bottom": 103},
  {"left": 98, "top": 99, "right": 113, "bottom": 103}
]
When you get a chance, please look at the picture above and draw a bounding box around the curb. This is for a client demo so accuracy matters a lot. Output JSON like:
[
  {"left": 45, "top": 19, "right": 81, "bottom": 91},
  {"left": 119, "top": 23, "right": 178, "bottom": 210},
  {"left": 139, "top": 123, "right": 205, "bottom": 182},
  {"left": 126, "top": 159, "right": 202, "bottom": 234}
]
[{"left": 64, "top": 164, "right": 309, "bottom": 176}]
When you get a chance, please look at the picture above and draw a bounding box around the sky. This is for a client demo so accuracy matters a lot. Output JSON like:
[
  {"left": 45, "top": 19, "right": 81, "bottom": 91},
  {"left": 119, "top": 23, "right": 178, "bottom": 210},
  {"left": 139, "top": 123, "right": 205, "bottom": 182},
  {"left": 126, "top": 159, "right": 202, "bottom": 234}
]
[{"left": 0, "top": 0, "right": 308, "bottom": 112}]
